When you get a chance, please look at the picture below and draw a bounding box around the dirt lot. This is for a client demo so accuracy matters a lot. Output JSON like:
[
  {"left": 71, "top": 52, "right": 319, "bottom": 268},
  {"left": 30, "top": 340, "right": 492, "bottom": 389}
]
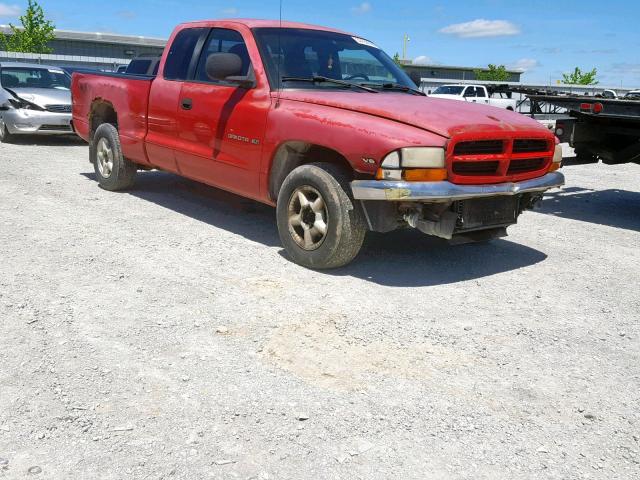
[{"left": 1, "top": 137, "right": 639, "bottom": 480}]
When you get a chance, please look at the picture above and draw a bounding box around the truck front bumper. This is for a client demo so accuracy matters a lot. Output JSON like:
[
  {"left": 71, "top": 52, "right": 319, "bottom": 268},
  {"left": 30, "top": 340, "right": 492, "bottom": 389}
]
[{"left": 351, "top": 172, "right": 565, "bottom": 202}]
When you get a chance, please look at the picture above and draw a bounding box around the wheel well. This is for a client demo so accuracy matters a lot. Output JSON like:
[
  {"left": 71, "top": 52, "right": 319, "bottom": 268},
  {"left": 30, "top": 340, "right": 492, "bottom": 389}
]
[
  {"left": 89, "top": 99, "right": 117, "bottom": 141},
  {"left": 506, "top": 106, "right": 514, "bottom": 111},
  {"left": 268, "top": 142, "right": 353, "bottom": 202}
]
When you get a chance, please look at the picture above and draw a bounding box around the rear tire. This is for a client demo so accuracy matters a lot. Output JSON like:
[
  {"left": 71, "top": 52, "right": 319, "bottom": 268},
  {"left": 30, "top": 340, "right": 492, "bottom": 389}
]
[
  {"left": 91, "top": 123, "right": 137, "bottom": 191},
  {"left": 0, "top": 120, "right": 14, "bottom": 143},
  {"left": 276, "top": 162, "right": 367, "bottom": 269}
]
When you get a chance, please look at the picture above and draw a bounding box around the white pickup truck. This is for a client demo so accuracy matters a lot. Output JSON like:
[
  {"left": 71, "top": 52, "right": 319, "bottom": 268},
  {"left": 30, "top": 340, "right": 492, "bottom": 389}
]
[{"left": 428, "top": 84, "right": 516, "bottom": 111}]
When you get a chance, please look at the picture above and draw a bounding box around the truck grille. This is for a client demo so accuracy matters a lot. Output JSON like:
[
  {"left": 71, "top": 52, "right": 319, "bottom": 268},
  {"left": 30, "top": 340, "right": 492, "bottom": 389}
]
[
  {"left": 507, "top": 158, "right": 546, "bottom": 174},
  {"left": 45, "top": 104, "right": 72, "bottom": 113},
  {"left": 39, "top": 124, "right": 72, "bottom": 131},
  {"left": 453, "top": 160, "right": 499, "bottom": 175},
  {"left": 449, "top": 136, "right": 553, "bottom": 184},
  {"left": 513, "top": 139, "right": 550, "bottom": 153},
  {"left": 453, "top": 140, "right": 504, "bottom": 156}
]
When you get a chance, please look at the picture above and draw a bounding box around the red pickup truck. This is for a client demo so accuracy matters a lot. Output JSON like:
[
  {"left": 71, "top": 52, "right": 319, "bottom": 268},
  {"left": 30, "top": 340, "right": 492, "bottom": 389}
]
[{"left": 72, "top": 19, "right": 564, "bottom": 268}]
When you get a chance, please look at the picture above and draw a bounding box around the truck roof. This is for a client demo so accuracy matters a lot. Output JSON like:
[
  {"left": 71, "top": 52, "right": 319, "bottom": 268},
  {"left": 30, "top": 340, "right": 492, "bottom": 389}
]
[{"left": 179, "top": 18, "right": 351, "bottom": 35}]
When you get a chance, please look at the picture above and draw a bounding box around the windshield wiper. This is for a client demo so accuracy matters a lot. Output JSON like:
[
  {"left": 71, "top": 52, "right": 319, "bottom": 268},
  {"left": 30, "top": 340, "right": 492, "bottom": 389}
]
[
  {"left": 379, "top": 83, "right": 426, "bottom": 96},
  {"left": 281, "top": 76, "right": 379, "bottom": 93}
]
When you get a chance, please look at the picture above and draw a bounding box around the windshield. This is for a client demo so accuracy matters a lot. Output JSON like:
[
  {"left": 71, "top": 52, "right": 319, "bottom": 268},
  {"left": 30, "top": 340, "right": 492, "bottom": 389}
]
[
  {"left": 0, "top": 67, "right": 71, "bottom": 90},
  {"left": 432, "top": 86, "right": 464, "bottom": 95},
  {"left": 253, "top": 28, "right": 415, "bottom": 91}
]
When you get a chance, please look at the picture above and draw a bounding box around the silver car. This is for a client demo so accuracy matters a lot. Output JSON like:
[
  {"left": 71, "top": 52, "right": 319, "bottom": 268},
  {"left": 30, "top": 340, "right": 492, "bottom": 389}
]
[{"left": 0, "top": 62, "right": 73, "bottom": 142}]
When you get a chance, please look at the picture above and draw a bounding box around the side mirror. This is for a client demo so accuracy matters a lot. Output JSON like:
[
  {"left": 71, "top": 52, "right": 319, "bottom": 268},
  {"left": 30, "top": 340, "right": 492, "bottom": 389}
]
[{"left": 205, "top": 53, "right": 254, "bottom": 88}]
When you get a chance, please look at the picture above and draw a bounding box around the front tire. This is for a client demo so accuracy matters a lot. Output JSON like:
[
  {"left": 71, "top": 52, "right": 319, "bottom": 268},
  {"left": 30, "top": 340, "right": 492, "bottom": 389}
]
[
  {"left": 276, "top": 163, "right": 367, "bottom": 269},
  {"left": 91, "top": 123, "right": 137, "bottom": 191},
  {"left": 0, "top": 120, "right": 14, "bottom": 143}
]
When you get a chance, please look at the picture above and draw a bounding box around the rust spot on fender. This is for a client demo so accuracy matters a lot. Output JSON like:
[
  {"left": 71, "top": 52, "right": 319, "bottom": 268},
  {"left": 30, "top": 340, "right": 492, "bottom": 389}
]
[{"left": 384, "top": 188, "right": 411, "bottom": 200}]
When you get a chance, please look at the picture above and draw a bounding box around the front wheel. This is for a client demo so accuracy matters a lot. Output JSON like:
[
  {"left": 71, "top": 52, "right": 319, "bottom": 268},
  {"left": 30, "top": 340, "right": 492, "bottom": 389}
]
[
  {"left": 90, "top": 123, "right": 137, "bottom": 191},
  {"left": 0, "top": 119, "right": 14, "bottom": 143},
  {"left": 276, "top": 163, "right": 367, "bottom": 269}
]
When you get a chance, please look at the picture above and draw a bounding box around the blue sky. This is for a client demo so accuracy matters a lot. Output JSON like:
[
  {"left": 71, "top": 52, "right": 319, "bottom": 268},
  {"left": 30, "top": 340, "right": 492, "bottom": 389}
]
[{"left": 1, "top": 0, "right": 639, "bottom": 87}]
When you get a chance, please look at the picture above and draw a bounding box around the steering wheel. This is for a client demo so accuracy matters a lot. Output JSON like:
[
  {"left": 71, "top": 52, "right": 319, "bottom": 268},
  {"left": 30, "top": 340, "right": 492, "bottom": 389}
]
[{"left": 344, "top": 73, "right": 370, "bottom": 81}]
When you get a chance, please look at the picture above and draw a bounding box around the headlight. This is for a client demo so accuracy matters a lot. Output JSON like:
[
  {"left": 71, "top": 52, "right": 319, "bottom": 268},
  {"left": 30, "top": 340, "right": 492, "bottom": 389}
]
[
  {"left": 399, "top": 148, "right": 445, "bottom": 168},
  {"left": 381, "top": 151, "right": 400, "bottom": 168},
  {"left": 378, "top": 147, "right": 447, "bottom": 182},
  {"left": 381, "top": 147, "right": 445, "bottom": 169},
  {"left": 549, "top": 144, "right": 563, "bottom": 172},
  {"left": 7, "top": 98, "right": 44, "bottom": 111}
]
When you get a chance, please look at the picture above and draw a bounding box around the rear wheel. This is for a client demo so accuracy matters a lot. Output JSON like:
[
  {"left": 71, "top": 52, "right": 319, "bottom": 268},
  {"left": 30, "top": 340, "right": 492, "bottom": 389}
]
[
  {"left": 276, "top": 163, "right": 367, "bottom": 269},
  {"left": 91, "top": 123, "right": 137, "bottom": 191}
]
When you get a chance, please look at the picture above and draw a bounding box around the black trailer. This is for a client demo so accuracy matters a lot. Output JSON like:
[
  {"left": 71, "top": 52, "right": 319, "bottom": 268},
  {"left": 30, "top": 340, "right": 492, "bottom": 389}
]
[{"left": 528, "top": 94, "right": 640, "bottom": 165}]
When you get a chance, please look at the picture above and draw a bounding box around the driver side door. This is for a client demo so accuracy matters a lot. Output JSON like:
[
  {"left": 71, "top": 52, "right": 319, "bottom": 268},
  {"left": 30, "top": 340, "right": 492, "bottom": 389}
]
[{"left": 174, "top": 28, "right": 270, "bottom": 199}]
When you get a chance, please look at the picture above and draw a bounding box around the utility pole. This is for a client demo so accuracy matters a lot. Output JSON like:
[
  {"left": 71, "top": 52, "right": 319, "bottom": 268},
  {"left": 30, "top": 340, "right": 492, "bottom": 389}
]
[{"left": 402, "top": 34, "right": 410, "bottom": 61}]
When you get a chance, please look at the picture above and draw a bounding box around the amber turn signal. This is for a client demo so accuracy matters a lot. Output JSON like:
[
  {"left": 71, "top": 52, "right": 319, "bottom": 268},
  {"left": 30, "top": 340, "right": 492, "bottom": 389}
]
[
  {"left": 548, "top": 162, "right": 562, "bottom": 172},
  {"left": 402, "top": 168, "right": 448, "bottom": 182}
]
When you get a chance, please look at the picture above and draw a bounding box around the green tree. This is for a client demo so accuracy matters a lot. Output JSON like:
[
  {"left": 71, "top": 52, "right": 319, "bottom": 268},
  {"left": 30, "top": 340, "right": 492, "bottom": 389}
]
[
  {"left": 474, "top": 64, "right": 510, "bottom": 82},
  {"left": 0, "top": 0, "right": 55, "bottom": 54},
  {"left": 393, "top": 52, "right": 402, "bottom": 66},
  {"left": 561, "top": 67, "right": 599, "bottom": 85}
]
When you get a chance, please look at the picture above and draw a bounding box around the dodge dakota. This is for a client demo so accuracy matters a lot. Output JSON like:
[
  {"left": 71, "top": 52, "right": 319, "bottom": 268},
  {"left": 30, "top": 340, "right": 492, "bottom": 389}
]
[{"left": 71, "top": 19, "right": 564, "bottom": 269}]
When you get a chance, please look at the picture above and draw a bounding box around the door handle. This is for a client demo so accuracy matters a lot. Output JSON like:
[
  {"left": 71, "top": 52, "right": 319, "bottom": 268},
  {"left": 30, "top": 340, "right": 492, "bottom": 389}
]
[{"left": 181, "top": 98, "right": 193, "bottom": 110}]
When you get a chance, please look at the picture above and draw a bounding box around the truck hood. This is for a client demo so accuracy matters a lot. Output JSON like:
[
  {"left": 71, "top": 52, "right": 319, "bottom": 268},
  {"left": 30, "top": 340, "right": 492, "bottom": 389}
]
[
  {"left": 6, "top": 87, "right": 71, "bottom": 107},
  {"left": 279, "top": 91, "right": 545, "bottom": 139}
]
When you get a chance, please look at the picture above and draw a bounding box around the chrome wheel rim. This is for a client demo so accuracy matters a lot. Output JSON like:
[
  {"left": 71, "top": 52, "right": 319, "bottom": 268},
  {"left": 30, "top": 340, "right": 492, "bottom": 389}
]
[
  {"left": 287, "top": 185, "right": 329, "bottom": 251},
  {"left": 96, "top": 138, "right": 114, "bottom": 178}
]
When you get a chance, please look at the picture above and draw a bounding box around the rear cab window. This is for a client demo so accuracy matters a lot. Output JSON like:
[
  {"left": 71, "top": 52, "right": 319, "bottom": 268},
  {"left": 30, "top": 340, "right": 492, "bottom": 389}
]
[{"left": 126, "top": 60, "right": 151, "bottom": 75}]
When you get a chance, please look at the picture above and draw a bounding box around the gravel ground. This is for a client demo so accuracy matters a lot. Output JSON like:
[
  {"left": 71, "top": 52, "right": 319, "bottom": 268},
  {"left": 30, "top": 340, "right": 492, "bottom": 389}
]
[{"left": 1, "top": 137, "right": 639, "bottom": 480}]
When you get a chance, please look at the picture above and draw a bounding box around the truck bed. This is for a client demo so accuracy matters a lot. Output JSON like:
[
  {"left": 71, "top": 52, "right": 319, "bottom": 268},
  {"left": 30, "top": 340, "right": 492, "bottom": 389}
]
[{"left": 71, "top": 71, "right": 154, "bottom": 165}]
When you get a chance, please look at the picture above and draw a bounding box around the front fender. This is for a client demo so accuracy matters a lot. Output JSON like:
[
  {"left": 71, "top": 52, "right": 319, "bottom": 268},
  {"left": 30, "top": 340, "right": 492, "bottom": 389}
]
[{"left": 262, "top": 98, "right": 447, "bottom": 177}]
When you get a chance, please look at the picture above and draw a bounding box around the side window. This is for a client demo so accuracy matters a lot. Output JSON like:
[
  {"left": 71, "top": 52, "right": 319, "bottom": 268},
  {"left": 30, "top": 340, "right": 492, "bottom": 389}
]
[
  {"left": 477, "top": 87, "right": 488, "bottom": 98},
  {"left": 194, "top": 28, "right": 252, "bottom": 83},
  {"left": 164, "top": 28, "right": 207, "bottom": 81},
  {"left": 463, "top": 87, "right": 476, "bottom": 97}
]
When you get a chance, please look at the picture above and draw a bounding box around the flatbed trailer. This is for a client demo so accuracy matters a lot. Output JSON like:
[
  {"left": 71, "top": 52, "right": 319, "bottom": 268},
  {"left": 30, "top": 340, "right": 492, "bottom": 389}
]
[{"left": 527, "top": 94, "right": 640, "bottom": 165}]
